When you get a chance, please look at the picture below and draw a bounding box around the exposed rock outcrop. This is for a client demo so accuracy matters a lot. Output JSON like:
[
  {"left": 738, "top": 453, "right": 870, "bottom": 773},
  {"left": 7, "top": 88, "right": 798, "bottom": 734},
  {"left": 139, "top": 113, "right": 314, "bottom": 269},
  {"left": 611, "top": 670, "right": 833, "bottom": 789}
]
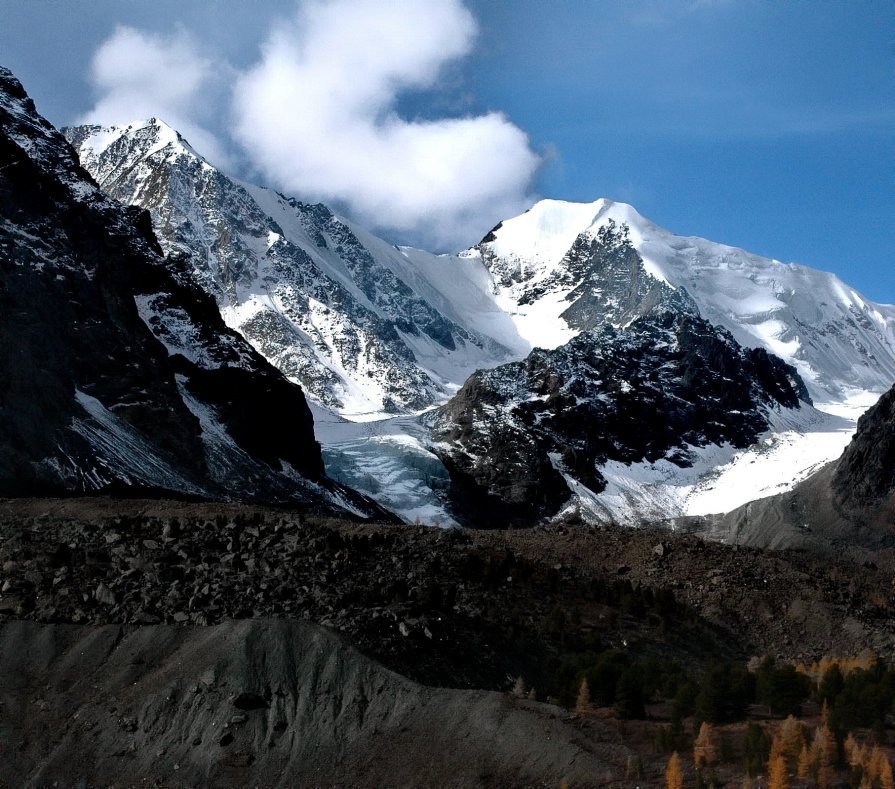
[
  {"left": 0, "top": 67, "right": 382, "bottom": 516},
  {"left": 433, "top": 308, "right": 809, "bottom": 526}
]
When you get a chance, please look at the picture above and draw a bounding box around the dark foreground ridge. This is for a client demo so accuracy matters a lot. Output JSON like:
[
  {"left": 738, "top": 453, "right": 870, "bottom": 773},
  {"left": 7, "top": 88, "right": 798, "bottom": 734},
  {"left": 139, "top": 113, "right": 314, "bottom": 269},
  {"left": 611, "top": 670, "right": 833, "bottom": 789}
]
[
  {"left": 2, "top": 498, "right": 895, "bottom": 787},
  {"left": 1, "top": 618, "right": 629, "bottom": 789},
  {"left": 2, "top": 498, "right": 894, "bottom": 689}
]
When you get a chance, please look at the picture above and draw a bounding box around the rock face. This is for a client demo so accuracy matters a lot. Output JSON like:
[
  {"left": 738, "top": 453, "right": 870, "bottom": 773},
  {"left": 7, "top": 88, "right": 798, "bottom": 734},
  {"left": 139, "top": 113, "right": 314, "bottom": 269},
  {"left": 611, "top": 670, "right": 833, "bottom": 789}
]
[
  {"left": 690, "top": 383, "right": 895, "bottom": 553},
  {"left": 64, "top": 120, "right": 514, "bottom": 417},
  {"left": 0, "top": 618, "right": 622, "bottom": 788},
  {"left": 432, "top": 231, "right": 810, "bottom": 526},
  {"left": 0, "top": 68, "right": 378, "bottom": 514},
  {"left": 832, "top": 384, "right": 895, "bottom": 509}
]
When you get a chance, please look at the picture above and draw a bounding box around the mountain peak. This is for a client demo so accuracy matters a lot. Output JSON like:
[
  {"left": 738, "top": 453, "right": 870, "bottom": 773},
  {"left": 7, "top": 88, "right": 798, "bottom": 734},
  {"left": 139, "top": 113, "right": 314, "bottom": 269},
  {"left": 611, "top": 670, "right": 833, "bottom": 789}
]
[{"left": 64, "top": 117, "right": 201, "bottom": 171}]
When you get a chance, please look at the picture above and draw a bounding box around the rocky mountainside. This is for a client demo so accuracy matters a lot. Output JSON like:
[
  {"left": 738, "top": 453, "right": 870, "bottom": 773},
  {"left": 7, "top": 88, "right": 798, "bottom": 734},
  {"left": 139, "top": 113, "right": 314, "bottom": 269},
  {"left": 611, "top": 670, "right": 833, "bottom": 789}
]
[
  {"left": 433, "top": 304, "right": 811, "bottom": 525},
  {"left": 64, "top": 120, "right": 516, "bottom": 418},
  {"left": 471, "top": 198, "right": 895, "bottom": 404},
  {"left": 693, "top": 382, "right": 895, "bottom": 554},
  {"left": 0, "top": 68, "right": 381, "bottom": 516}
]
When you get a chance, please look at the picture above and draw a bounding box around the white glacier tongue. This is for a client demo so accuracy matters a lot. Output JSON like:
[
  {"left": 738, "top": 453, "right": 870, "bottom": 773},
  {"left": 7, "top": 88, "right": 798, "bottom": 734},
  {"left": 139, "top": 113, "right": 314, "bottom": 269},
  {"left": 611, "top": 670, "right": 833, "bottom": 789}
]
[{"left": 568, "top": 401, "right": 860, "bottom": 524}]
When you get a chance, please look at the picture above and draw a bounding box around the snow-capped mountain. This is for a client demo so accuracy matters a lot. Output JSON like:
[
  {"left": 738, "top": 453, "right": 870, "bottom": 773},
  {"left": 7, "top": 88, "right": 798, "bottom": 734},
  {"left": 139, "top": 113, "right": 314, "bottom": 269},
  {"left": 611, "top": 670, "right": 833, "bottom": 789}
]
[
  {"left": 64, "top": 120, "right": 516, "bottom": 419},
  {"left": 431, "top": 226, "right": 815, "bottom": 525},
  {"left": 0, "top": 67, "right": 384, "bottom": 517},
  {"left": 63, "top": 117, "right": 895, "bottom": 526},
  {"left": 470, "top": 198, "right": 895, "bottom": 405}
]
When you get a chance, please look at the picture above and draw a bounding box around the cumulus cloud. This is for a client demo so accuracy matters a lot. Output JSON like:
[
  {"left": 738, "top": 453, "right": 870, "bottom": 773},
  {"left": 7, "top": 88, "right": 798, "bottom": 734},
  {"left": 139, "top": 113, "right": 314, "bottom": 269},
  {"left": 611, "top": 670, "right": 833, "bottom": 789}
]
[
  {"left": 232, "top": 0, "right": 541, "bottom": 250},
  {"left": 81, "top": 26, "right": 230, "bottom": 167}
]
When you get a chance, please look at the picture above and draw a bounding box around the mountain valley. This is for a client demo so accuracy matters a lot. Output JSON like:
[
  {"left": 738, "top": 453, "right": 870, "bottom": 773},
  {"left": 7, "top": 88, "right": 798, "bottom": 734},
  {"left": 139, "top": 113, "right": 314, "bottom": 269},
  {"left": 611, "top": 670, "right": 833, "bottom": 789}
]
[{"left": 1, "top": 63, "right": 895, "bottom": 788}]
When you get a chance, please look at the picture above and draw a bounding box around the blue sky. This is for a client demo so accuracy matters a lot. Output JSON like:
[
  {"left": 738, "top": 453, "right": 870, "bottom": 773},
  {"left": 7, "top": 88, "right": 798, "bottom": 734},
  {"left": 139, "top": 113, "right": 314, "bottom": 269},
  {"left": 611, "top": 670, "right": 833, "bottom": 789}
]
[{"left": 1, "top": 0, "right": 893, "bottom": 300}]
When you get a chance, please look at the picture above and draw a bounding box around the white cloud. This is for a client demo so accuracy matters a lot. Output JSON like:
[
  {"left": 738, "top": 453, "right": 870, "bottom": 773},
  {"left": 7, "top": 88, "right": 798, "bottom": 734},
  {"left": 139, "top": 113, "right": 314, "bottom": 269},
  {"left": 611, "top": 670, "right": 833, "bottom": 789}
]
[
  {"left": 81, "top": 26, "right": 230, "bottom": 167},
  {"left": 232, "top": 0, "right": 541, "bottom": 250}
]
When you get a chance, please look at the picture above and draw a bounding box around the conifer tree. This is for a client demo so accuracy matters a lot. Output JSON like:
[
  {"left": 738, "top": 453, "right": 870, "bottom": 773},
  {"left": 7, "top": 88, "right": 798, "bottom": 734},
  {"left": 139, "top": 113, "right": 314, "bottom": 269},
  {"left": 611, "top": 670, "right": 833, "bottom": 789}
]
[
  {"left": 816, "top": 703, "right": 838, "bottom": 789},
  {"left": 881, "top": 755, "right": 895, "bottom": 789},
  {"left": 846, "top": 733, "right": 860, "bottom": 767},
  {"left": 666, "top": 751, "right": 684, "bottom": 789},
  {"left": 868, "top": 745, "right": 885, "bottom": 785},
  {"left": 693, "top": 722, "right": 718, "bottom": 784},
  {"left": 797, "top": 745, "right": 813, "bottom": 780},
  {"left": 769, "top": 754, "right": 789, "bottom": 789},
  {"left": 694, "top": 722, "right": 718, "bottom": 770},
  {"left": 777, "top": 715, "right": 805, "bottom": 761}
]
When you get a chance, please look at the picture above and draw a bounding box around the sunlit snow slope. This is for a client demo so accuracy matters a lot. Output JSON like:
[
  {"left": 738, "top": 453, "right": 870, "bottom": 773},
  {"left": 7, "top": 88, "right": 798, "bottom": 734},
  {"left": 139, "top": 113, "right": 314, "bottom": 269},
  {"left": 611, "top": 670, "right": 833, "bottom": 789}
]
[
  {"left": 65, "top": 120, "right": 519, "bottom": 420},
  {"left": 470, "top": 198, "right": 895, "bottom": 404}
]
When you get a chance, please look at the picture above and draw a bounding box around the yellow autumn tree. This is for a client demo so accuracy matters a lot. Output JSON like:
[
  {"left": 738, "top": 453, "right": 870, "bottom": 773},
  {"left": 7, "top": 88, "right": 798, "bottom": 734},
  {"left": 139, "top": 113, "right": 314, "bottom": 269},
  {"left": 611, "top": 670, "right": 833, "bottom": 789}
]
[
  {"left": 814, "top": 704, "right": 837, "bottom": 789},
  {"left": 880, "top": 754, "right": 895, "bottom": 789},
  {"left": 868, "top": 746, "right": 886, "bottom": 785},
  {"left": 694, "top": 722, "right": 719, "bottom": 770},
  {"left": 666, "top": 751, "right": 684, "bottom": 789},
  {"left": 777, "top": 715, "right": 806, "bottom": 762},
  {"left": 769, "top": 754, "right": 789, "bottom": 789},
  {"left": 797, "top": 745, "right": 813, "bottom": 780},
  {"left": 845, "top": 733, "right": 860, "bottom": 767}
]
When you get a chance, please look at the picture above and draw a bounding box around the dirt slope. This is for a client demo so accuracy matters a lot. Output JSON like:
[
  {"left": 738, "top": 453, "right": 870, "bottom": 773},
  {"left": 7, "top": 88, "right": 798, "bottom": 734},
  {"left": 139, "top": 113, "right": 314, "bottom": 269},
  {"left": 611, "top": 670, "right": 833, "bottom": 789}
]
[{"left": 0, "top": 618, "right": 626, "bottom": 789}]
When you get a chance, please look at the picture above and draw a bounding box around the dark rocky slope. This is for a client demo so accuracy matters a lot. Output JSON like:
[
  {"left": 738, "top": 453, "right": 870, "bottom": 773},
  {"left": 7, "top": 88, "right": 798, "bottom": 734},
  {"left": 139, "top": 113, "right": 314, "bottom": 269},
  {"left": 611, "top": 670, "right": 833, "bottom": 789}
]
[
  {"left": 692, "top": 383, "right": 895, "bottom": 554},
  {"left": 0, "top": 618, "right": 627, "bottom": 789},
  {"left": 0, "top": 67, "right": 381, "bottom": 515},
  {"left": 433, "top": 308, "right": 809, "bottom": 526},
  {"left": 2, "top": 497, "right": 893, "bottom": 690}
]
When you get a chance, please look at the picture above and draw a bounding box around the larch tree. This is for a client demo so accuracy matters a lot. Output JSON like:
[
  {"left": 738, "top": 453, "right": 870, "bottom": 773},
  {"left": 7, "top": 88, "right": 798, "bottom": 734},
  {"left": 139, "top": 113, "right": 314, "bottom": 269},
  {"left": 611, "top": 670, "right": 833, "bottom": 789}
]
[
  {"left": 880, "top": 754, "right": 895, "bottom": 789},
  {"left": 575, "top": 677, "right": 590, "bottom": 714},
  {"left": 845, "top": 733, "right": 860, "bottom": 767},
  {"left": 868, "top": 746, "right": 885, "bottom": 785},
  {"left": 666, "top": 751, "right": 684, "bottom": 789},
  {"left": 694, "top": 722, "right": 719, "bottom": 770},
  {"left": 797, "top": 744, "right": 813, "bottom": 780},
  {"left": 769, "top": 754, "right": 789, "bottom": 789},
  {"left": 777, "top": 715, "right": 806, "bottom": 762},
  {"left": 815, "top": 711, "right": 838, "bottom": 789}
]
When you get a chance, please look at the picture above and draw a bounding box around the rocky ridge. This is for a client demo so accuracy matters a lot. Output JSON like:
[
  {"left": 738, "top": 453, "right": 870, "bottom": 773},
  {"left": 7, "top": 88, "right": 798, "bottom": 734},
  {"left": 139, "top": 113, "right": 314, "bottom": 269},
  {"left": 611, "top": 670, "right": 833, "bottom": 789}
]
[
  {"left": 0, "top": 67, "right": 381, "bottom": 516},
  {"left": 64, "top": 120, "right": 514, "bottom": 417}
]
